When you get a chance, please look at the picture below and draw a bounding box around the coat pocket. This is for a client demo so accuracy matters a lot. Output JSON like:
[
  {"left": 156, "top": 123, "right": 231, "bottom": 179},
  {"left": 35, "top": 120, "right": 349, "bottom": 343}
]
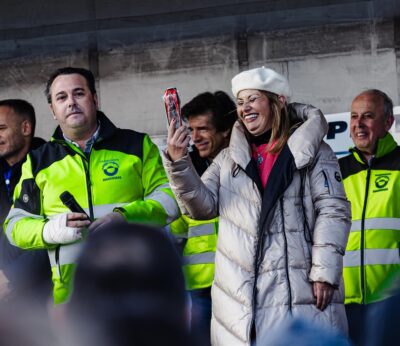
[{"left": 315, "top": 163, "right": 346, "bottom": 198}]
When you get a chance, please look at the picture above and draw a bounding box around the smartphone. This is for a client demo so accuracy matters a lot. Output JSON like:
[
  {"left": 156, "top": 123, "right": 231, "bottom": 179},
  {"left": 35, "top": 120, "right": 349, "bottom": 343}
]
[{"left": 163, "top": 87, "right": 182, "bottom": 129}]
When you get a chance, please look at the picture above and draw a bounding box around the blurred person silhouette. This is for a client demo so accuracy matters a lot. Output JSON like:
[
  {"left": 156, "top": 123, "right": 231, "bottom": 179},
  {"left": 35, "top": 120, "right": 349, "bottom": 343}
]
[
  {"left": 261, "top": 318, "right": 351, "bottom": 346},
  {"left": 62, "top": 221, "right": 190, "bottom": 346},
  {"left": 0, "top": 299, "right": 58, "bottom": 346}
]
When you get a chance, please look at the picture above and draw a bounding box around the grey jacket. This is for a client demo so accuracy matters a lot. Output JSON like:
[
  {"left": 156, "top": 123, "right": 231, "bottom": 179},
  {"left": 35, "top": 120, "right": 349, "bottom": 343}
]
[{"left": 163, "top": 106, "right": 351, "bottom": 346}]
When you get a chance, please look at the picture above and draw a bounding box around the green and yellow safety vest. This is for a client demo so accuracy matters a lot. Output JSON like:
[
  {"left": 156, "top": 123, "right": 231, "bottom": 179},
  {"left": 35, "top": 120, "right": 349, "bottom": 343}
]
[
  {"left": 169, "top": 215, "right": 217, "bottom": 290},
  {"left": 339, "top": 133, "right": 400, "bottom": 304},
  {"left": 5, "top": 112, "right": 178, "bottom": 304}
]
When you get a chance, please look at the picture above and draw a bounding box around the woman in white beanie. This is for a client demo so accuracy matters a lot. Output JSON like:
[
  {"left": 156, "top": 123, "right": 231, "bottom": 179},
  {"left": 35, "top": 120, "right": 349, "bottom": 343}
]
[{"left": 163, "top": 67, "right": 350, "bottom": 345}]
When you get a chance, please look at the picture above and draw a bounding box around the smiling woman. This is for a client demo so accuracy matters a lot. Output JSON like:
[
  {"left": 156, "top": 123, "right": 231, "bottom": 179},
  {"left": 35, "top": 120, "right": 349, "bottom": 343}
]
[
  {"left": 163, "top": 66, "right": 351, "bottom": 346},
  {"left": 236, "top": 91, "right": 272, "bottom": 136}
]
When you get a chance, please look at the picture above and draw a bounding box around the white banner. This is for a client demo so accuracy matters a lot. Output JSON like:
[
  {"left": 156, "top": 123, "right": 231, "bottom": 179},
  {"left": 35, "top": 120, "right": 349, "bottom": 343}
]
[{"left": 325, "top": 106, "right": 400, "bottom": 158}]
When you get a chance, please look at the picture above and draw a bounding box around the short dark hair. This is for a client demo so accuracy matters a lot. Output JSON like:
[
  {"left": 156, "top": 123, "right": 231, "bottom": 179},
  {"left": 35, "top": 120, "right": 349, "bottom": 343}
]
[
  {"left": 45, "top": 67, "right": 96, "bottom": 104},
  {"left": 363, "top": 89, "right": 394, "bottom": 119},
  {"left": 181, "top": 91, "right": 237, "bottom": 133},
  {"left": 0, "top": 99, "right": 36, "bottom": 136}
]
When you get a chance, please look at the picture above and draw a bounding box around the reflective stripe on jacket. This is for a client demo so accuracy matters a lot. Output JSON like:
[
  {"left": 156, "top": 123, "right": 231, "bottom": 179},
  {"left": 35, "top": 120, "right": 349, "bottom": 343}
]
[
  {"left": 170, "top": 215, "right": 217, "bottom": 290},
  {"left": 339, "top": 132, "right": 400, "bottom": 305},
  {"left": 5, "top": 112, "right": 178, "bottom": 304}
]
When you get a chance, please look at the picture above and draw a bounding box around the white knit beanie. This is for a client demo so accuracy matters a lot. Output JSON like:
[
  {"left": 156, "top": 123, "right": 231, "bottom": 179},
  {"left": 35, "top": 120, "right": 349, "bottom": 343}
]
[{"left": 231, "top": 66, "right": 292, "bottom": 100}]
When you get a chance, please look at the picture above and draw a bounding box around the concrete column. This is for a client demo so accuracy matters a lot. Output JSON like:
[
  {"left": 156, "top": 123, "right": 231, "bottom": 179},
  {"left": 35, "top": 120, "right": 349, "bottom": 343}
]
[{"left": 236, "top": 32, "right": 249, "bottom": 71}]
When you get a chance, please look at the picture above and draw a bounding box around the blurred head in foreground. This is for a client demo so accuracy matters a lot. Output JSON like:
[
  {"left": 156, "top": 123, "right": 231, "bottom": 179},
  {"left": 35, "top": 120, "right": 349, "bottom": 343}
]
[{"left": 65, "top": 222, "right": 188, "bottom": 346}]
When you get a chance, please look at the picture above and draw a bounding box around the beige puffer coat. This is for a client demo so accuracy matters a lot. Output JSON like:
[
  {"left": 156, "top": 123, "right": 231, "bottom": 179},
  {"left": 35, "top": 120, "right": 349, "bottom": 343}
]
[{"left": 163, "top": 106, "right": 351, "bottom": 346}]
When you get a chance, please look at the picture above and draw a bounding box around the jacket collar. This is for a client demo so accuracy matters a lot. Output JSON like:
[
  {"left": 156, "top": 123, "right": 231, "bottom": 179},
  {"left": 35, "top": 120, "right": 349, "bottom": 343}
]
[
  {"left": 351, "top": 132, "right": 398, "bottom": 164},
  {"left": 51, "top": 111, "right": 117, "bottom": 143},
  {"left": 31, "top": 137, "right": 46, "bottom": 150},
  {"left": 287, "top": 108, "right": 328, "bottom": 169},
  {"left": 230, "top": 121, "right": 252, "bottom": 169},
  {"left": 376, "top": 132, "right": 398, "bottom": 157},
  {"left": 230, "top": 108, "right": 328, "bottom": 171}
]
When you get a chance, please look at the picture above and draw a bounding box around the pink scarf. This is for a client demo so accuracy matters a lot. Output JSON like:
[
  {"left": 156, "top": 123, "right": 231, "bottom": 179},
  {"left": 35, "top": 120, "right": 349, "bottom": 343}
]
[{"left": 251, "top": 142, "right": 280, "bottom": 188}]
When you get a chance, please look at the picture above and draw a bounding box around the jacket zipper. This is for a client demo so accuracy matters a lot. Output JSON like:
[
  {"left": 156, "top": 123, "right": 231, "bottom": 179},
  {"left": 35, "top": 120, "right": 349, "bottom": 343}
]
[
  {"left": 83, "top": 155, "right": 94, "bottom": 221},
  {"left": 249, "top": 194, "right": 285, "bottom": 341},
  {"left": 321, "top": 170, "right": 331, "bottom": 194},
  {"left": 68, "top": 143, "right": 94, "bottom": 221},
  {"left": 249, "top": 222, "right": 266, "bottom": 342},
  {"left": 360, "top": 164, "right": 372, "bottom": 304},
  {"left": 280, "top": 198, "right": 292, "bottom": 313}
]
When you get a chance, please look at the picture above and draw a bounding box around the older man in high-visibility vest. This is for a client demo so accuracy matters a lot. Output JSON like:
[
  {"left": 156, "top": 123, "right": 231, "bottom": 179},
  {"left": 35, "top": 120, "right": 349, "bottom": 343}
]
[{"left": 339, "top": 89, "right": 400, "bottom": 345}]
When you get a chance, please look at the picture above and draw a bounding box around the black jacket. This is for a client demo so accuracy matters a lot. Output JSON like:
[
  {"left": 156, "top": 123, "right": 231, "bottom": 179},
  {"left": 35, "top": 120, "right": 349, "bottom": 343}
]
[
  {"left": 0, "top": 137, "right": 51, "bottom": 301},
  {"left": 189, "top": 145, "right": 209, "bottom": 176}
]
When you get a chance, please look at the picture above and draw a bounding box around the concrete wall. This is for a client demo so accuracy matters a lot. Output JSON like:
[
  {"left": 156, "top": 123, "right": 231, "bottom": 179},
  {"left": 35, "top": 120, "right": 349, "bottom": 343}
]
[{"left": 0, "top": 17, "right": 399, "bottom": 142}]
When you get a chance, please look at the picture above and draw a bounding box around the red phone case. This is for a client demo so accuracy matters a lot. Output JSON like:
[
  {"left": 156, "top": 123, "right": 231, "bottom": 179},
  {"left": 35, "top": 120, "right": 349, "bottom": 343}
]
[{"left": 163, "top": 87, "right": 182, "bottom": 128}]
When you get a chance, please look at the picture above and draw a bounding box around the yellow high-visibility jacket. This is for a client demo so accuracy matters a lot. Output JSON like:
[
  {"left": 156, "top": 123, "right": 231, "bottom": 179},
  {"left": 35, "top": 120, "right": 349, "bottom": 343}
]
[
  {"left": 339, "top": 133, "right": 400, "bottom": 304},
  {"left": 5, "top": 112, "right": 178, "bottom": 304}
]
